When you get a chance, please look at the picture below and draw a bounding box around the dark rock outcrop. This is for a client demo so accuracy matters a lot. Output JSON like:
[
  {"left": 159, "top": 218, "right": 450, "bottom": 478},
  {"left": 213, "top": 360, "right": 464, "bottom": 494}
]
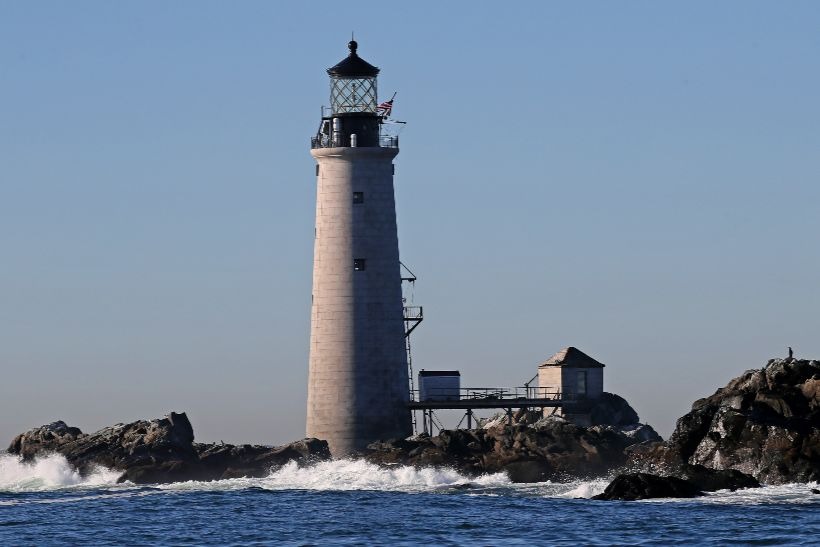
[
  {"left": 365, "top": 390, "right": 661, "bottom": 483},
  {"left": 631, "top": 358, "right": 820, "bottom": 484},
  {"left": 7, "top": 412, "right": 330, "bottom": 484},
  {"left": 593, "top": 465, "right": 760, "bottom": 501},
  {"left": 592, "top": 473, "right": 702, "bottom": 500},
  {"left": 366, "top": 415, "right": 660, "bottom": 483},
  {"left": 588, "top": 392, "right": 641, "bottom": 427},
  {"left": 677, "top": 464, "right": 760, "bottom": 492},
  {"left": 483, "top": 393, "right": 649, "bottom": 431}
]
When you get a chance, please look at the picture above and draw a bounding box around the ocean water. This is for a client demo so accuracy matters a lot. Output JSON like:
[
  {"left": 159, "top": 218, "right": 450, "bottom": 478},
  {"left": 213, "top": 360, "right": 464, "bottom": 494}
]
[{"left": 1, "top": 454, "right": 818, "bottom": 546}]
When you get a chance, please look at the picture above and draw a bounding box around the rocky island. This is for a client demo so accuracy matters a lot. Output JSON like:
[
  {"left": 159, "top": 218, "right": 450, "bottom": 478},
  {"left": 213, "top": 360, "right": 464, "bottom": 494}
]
[
  {"left": 599, "top": 357, "right": 820, "bottom": 499},
  {"left": 7, "top": 393, "right": 658, "bottom": 485},
  {"left": 7, "top": 412, "right": 330, "bottom": 484},
  {"left": 6, "top": 358, "right": 818, "bottom": 497},
  {"left": 366, "top": 393, "right": 660, "bottom": 482}
]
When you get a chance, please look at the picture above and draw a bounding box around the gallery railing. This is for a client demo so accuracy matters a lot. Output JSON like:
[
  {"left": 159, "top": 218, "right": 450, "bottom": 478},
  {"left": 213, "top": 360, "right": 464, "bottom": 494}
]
[
  {"left": 411, "top": 387, "right": 579, "bottom": 403},
  {"left": 310, "top": 135, "right": 399, "bottom": 149}
]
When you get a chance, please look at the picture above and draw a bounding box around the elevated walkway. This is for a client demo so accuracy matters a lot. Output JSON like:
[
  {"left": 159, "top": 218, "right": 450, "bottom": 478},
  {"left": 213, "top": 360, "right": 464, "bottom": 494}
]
[
  {"left": 408, "top": 387, "right": 586, "bottom": 434},
  {"left": 408, "top": 387, "right": 578, "bottom": 410}
]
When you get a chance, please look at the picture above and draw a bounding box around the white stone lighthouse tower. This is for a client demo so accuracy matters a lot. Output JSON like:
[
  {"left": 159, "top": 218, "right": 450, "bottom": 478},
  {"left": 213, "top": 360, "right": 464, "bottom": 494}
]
[{"left": 306, "top": 41, "right": 411, "bottom": 455}]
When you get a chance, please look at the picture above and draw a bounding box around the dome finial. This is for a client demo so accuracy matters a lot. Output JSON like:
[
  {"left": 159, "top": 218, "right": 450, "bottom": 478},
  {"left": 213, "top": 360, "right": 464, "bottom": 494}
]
[{"left": 327, "top": 36, "right": 379, "bottom": 77}]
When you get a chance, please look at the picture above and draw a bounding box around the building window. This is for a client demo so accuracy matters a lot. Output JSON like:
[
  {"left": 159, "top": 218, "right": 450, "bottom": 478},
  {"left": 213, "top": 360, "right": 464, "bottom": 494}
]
[
  {"left": 353, "top": 259, "right": 366, "bottom": 271},
  {"left": 353, "top": 192, "right": 364, "bottom": 204},
  {"left": 315, "top": 165, "right": 320, "bottom": 176},
  {"left": 392, "top": 164, "right": 395, "bottom": 175},
  {"left": 577, "top": 371, "right": 587, "bottom": 396}
]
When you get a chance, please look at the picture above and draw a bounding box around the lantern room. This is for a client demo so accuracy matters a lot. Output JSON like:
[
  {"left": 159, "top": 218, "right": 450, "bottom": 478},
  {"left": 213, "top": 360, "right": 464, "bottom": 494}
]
[
  {"left": 328, "top": 40, "right": 379, "bottom": 115},
  {"left": 312, "top": 40, "right": 393, "bottom": 149}
]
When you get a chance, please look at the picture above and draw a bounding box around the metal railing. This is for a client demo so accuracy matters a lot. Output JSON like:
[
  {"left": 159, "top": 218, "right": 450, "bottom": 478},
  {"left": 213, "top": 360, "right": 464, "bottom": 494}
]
[
  {"left": 379, "top": 135, "right": 399, "bottom": 148},
  {"left": 412, "top": 387, "right": 580, "bottom": 403},
  {"left": 310, "top": 135, "right": 399, "bottom": 150},
  {"left": 403, "top": 306, "right": 423, "bottom": 321}
]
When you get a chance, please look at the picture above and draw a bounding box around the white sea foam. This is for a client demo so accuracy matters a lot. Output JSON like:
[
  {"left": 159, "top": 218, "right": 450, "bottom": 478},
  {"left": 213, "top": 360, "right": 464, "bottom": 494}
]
[
  {"left": 155, "top": 461, "right": 615, "bottom": 499},
  {"left": 556, "top": 478, "right": 611, "bottom": 499},
  {"left": 0, "top": 453, "right": 121, "bottom": 493},
  {"left": 156, "top": 459, "right": 513, "bottom": 493},
  {"left": 254, "top": 465, "right": 819, "bottom": 503},
  {"left": 699, "top": 481, "right": 820, "bottom": 505},
  {"left": 266, "top": 458, "right": 512, "bottom": 491},
  {"left": 2, "top": 452, "right": 817, "bottom": 506},
  {"left": 544, "top": 478, "right": 820, "bottom": 503}
]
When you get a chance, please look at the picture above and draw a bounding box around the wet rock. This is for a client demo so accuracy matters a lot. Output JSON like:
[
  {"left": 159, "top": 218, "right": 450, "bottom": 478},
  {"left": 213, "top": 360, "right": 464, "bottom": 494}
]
[
  {"left": 366, "top": 416, "right": 660, "bottom": 482},
  {"left": 501, "top": 459, "right": 553, "bottom": 483},
  {"left": 6, "top": 412, "right": 330, "bottom": 484},
  {"left": 119, "top": 461, "right": 210, "bottom": 484},
  {"left": 631, "top": 359, "right": 820, "bottom": 484},
  {"left": 616, "top": 423, "right": 663, "bottom": 443},
  {"left": 678, "top": 464, "right": 760, "bottom": 491},
  {"left": 7, "top": 421, "right": 84, "bottom": 457},
  {"left": 592, "top": 473, "right": 702, "bottom": 500},
  {"left": 366, "top": 390, "right": 661, "bottom": 483}
]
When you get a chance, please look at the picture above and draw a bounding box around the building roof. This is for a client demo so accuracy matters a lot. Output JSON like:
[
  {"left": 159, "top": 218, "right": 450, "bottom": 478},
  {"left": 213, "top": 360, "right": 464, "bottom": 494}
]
[
  {"left": 538, "top": 347, "right": 605, "bottom": 368},
  {"left": 327, "top": 40, "right": 380, "bottom": 78}
]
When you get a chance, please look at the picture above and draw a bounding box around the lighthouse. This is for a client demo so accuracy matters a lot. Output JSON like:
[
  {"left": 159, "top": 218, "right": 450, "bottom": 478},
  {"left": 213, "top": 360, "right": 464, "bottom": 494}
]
[{"left": 306, "top": 40, "right": 411, "bottom": 455}]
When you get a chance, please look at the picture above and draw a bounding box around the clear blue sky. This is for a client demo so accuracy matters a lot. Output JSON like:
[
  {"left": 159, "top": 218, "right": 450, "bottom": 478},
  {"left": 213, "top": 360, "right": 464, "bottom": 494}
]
[{"left": 2, "top": 2, "right": 818, "bottom": 445}]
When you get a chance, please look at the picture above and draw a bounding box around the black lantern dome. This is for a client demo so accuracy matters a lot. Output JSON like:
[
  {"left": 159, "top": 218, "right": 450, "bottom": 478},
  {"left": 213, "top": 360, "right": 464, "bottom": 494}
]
[
  {"left": 327, "top": 41, "right": 379, "bottom": 115},
  {"left": 327, "top": 41, "right": 380, "bottom": 78}
]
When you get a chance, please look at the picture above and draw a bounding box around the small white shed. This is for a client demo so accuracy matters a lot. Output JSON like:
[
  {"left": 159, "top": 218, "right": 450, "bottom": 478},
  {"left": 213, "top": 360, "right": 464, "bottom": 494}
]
[
  {"left": 418, "top": 370, "right": 461, "bottom": 402},
  {"left": 537, "top": 347, "right": 605, "bottom": 426}
]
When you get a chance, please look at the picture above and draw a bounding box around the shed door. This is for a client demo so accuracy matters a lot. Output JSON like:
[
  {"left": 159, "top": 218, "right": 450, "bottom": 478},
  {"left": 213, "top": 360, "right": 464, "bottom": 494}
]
[{"left": 577, "top": 371, "right": 587, "bottom": 396}]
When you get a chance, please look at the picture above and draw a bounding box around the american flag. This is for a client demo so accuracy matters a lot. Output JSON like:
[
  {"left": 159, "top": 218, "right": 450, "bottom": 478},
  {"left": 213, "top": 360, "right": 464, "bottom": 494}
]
[{"left": 377, "top": 99, "right": 393, "bottom": 117}]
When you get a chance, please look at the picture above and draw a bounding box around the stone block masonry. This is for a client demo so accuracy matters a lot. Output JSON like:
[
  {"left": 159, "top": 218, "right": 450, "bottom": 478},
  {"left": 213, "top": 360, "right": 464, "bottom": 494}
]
[{"left": 306, "top": 146, "right": 411, "bottom": 455}]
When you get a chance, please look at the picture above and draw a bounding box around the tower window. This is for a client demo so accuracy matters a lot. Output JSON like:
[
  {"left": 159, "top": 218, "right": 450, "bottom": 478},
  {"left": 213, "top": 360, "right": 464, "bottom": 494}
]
[
  {"left": 392, "top": 164, "right": 395, "bottom": 175},
  {"left": 353, "top": 259, "right": 366, "bottom": 271},
  {"left": 315, "top": 165, "right": 320, "bottom": 176},
  {"left": 353, "top": 192, "right": 364, "bottom": 204}
]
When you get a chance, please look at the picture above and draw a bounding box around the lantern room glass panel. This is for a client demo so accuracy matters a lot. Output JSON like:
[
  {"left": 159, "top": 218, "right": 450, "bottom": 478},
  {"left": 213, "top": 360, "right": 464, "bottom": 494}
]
[{"left": 330, "top": 76, "right": 378, "bottom": 114}]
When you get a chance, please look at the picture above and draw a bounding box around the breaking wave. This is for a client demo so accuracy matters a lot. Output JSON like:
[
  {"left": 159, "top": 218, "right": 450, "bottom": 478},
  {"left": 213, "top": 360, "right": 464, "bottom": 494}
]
[
  {"left": 265, "top": 459, "right": 513, "bottom": 491},
  {"left": 699, "top": 481, "right": 820, "bottom": 505},
  {"left": 157, "top": 459, "right": 514, "bottom": 493},
  {"left": 154, "top": 460, "right": 616, "bottom": 499},
  {"left": 2, "top": 453, "right": 816, "bottom": 506},
  {"left": 0, "top": 453, "right": 121, "bottom": 493},
  {"left": 265, "top": 458, "right": 508, "bottom": 491}
]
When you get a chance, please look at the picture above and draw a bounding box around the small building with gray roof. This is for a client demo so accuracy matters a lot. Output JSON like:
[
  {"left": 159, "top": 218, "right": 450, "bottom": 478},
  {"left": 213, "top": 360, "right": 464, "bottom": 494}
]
[{"left": 538, "top": 347, "right": 605, "bottom": 426}]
